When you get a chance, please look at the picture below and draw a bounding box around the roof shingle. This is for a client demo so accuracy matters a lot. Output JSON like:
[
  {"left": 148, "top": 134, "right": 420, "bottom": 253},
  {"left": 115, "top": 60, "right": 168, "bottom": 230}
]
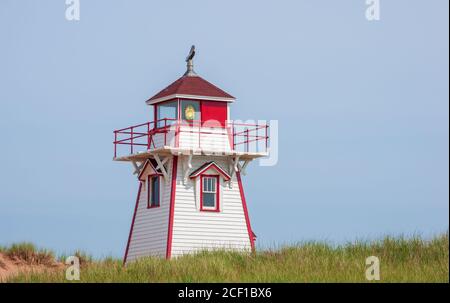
[{"left": 147, "top": 75, "right": 235, "bottom": 102}]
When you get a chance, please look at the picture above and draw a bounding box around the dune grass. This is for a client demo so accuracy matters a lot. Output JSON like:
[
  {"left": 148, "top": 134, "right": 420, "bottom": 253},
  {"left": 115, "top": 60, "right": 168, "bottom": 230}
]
[
  {"left": 2, "top": 242, "right": 54, "bottom": 266},
  {"left": 4, "top": 233, "right": 449, "bottom": 283}
]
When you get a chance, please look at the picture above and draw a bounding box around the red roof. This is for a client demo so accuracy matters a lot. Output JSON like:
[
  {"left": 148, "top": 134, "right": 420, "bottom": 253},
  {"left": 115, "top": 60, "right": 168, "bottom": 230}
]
[{"left": 147, "top": 75, "right": 235, "bottom": 103}]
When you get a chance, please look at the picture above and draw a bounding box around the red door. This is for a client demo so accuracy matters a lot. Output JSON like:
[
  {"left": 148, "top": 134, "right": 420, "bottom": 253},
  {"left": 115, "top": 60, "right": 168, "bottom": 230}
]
[{"left": 201, "top": 101, "right": 227, "bottom": 127}]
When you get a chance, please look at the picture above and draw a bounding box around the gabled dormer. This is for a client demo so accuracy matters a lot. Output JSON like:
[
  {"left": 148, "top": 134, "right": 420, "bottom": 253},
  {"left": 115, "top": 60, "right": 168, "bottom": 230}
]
[
  {"left": 189, "top": 161, "right": 231, "bottom": 212},
  {"left": 138, "top": 159, "right": 163, "bottom": 209}
]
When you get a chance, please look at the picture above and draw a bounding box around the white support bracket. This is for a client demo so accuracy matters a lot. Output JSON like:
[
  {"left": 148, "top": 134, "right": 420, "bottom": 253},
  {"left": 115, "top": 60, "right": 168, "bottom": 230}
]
[
  {"left": 228, "top": 159, "right": 234, "bottom": 178},
  {"left": 131, "top": 161, "right": 145, "bottom": 175},
  {"left": 237, "top": 159, "right": 251, "bottom": 176},
  {"left": 228, "top": 156, "right": 240, "bottom": 178},
  {"left": 153, "top": 154, "right": 169, "bottom": 179},
  {"left": 233, "top": 156, "right": 240, "bottom": 173},
  {"left": 182, "top": 154, "right": 193, "bottom": 185},
  {"left": 227, "top": 156, "right": 241, "bottom": 189}
]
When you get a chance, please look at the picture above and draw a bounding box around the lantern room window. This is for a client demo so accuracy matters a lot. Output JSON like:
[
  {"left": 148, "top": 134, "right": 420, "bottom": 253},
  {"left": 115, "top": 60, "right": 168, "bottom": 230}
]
[
  {"left": 181, "top": 100, "right": 201, "bottom": 122},
  {"left": 147, "top": 175, "right": 160, "bottom": 208},
  {"left": 201, "top": 175, "right": 219, "bottom": 211},
  {"left": 156, "top": 101, "right": 178, "bottom": 127}
]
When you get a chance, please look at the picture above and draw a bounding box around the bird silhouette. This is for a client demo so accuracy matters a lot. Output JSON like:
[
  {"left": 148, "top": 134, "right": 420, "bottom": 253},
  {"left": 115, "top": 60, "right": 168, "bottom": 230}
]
[{"left": 186, "top": 45, "right": 195, "bottom": 62}]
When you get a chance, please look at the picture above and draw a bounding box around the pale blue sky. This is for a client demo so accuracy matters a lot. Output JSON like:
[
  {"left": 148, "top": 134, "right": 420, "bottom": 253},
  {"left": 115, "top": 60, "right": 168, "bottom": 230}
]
[{"left": 0, "top": 0, "right": 448, "bottom": 258}]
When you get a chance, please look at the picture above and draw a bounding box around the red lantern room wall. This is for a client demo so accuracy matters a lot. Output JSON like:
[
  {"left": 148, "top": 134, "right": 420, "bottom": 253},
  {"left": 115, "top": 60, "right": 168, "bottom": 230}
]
[{"left": 113, "top": 46, "right": 269, "bottom": 263}]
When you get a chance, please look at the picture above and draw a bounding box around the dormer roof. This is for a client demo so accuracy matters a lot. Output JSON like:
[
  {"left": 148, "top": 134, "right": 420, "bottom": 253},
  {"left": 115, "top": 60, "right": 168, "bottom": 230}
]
[
  {"left": 138, "top": 159, "right": 162, "bottom": 180},
  {"left": 189, "top": 161, "right": 231, "bottom": 181}
]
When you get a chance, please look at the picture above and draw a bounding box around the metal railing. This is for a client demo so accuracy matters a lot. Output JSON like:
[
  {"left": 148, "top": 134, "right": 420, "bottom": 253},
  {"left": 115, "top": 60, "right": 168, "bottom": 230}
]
[{"left": 113, "top": 118, "right": 269, "bottom": 158}]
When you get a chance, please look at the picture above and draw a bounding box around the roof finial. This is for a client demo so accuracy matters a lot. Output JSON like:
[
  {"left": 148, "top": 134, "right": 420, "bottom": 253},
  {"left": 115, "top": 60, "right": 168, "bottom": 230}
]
[{"left": 184, "top": 45, "right": 197, "bottom": 76}]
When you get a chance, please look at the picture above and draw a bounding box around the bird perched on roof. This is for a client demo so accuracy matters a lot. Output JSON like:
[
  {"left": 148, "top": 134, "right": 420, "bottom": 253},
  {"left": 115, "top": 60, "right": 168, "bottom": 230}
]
[
  {"left": 184, "top": 45, "right": 197, "bottom": 76},
  {"left": 186, "top": 45, "right": 195, "bottom": 62}
]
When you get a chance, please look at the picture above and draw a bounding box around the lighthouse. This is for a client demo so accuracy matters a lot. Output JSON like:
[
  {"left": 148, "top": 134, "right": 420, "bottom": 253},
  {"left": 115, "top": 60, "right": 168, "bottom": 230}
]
[{"left": 113, "top": 46, "right": 269, "bottom": 263}]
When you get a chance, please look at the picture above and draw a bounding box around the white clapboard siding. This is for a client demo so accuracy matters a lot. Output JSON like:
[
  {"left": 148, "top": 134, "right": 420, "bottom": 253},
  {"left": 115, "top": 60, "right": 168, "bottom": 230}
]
[
  {"left": 149, "top": 126, "right": 231, "bottom": 151},
  {"left": 171, "top": 157, "right": 251, "bottom": 257},
  {"left": 151, "top": 131, "right": 175, "bottom": 149},
  {"left": 178, "top": 126, "right": 232, "bottom": 151},
  {"left": 125, "top": 159, "right": 174, "bottom": 262}
]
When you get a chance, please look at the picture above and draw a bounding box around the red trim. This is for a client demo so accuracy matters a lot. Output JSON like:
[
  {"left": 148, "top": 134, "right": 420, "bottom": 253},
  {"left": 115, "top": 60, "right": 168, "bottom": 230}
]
[
  {"left": 236, "top": 171, "right": 255, "bottom": 251},
  {"left": 147, "top": 175, "right": 161, "bottom": 209},
  {"left": 189, "top": 161, "right": 231, "bottom": 181},
  {"left": 123, "top": 181, "right": 143, "bottom": 265},
  {"left": 166, "top": 156, "right": 178, "bottom": 259},
  {"left": 199, "top": 175, "right": 220, "bottom": 212}
]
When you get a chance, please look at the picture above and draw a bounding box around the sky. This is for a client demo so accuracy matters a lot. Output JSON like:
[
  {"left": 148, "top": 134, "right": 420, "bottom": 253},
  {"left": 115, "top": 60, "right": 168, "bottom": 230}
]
[{"left": 0, "top": 0, "right": 448, "bottom": 258}]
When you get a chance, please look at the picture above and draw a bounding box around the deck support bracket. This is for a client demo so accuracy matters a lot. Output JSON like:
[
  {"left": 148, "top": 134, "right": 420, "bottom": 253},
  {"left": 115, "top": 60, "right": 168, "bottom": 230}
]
[
  {"left": 227, "top": 156, "right": 241, "bottom": 188},
  {"left": 153, "top": 154, "right": 169, "bottom": 179},
  {"left": 237, "top": 159, "right": 251, "bottom": 176},
  {"left": 182, "top": 154, "right": 193, "bottom": 185},
  {"left": 233, "top": 156, "right": 240, "bottom": 173},
  {"left": 132, "top": 161, "right": 145, "bottom": 175}
]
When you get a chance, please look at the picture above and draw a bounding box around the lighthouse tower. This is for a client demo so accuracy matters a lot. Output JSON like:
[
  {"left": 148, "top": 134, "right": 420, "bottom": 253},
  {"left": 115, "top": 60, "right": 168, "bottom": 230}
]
[{"left": 113, "top": 47, "right": 269, "bottom": 263}]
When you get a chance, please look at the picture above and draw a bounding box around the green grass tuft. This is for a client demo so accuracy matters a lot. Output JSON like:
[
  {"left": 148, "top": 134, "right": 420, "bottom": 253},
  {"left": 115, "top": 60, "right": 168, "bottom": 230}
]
[{"left": 4, "top": 233, "right": 449, "bottom": 283}]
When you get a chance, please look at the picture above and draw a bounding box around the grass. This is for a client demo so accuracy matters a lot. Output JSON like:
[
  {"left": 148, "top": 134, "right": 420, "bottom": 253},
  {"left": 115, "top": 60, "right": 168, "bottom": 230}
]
[
  {"left": 3, "top": 233, "right": 449, "bottom": 282},
  {"left": 2, "top": 242, "right": 54, "bottom": 266},
  {"left": 58, "top": 250, "right": 93, "bottom": 266}
]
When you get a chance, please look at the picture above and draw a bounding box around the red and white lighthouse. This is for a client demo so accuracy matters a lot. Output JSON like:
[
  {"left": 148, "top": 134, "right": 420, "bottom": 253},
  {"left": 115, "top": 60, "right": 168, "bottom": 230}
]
[{"left": 113, "top": 46, "right": 269, "bottom": 263}]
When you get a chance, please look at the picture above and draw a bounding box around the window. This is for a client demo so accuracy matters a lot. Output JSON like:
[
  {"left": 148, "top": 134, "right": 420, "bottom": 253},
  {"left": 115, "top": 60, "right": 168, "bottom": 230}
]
[
  {"left": 156, "top": 101, "right": 178, "bottom": 127},
  {"left": 181, "top": 100, "right": 200, "bottom": 123},
  {"left": 201, "top": 175, "right": 219, "bottom": 211},
  {"left": 147, "top": 175, "right": 160, "bottom": 208}
]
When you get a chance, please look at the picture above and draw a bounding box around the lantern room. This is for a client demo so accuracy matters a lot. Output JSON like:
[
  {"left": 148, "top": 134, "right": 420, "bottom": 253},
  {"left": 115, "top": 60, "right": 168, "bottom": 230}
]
[
  {"left": 113, "top": 46, "right": 269, "bottom": 161},
  {"left": 146, "top": 74, "right": 235, "bottom": 129}
]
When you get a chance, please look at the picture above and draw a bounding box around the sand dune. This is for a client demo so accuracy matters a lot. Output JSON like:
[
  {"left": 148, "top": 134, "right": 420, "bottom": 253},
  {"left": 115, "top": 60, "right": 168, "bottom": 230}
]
[{"left": 0, "top": 253, "right": 62, "bottom": 282}]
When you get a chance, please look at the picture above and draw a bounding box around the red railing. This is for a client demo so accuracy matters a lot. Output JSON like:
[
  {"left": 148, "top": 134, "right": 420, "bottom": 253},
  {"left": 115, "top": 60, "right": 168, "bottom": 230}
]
[
  {"left": 231, "top": 122, "right": 269, "bottom": 153},
  {"left": 113, "top": 119, "right": 269, "bottom": 158}
]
